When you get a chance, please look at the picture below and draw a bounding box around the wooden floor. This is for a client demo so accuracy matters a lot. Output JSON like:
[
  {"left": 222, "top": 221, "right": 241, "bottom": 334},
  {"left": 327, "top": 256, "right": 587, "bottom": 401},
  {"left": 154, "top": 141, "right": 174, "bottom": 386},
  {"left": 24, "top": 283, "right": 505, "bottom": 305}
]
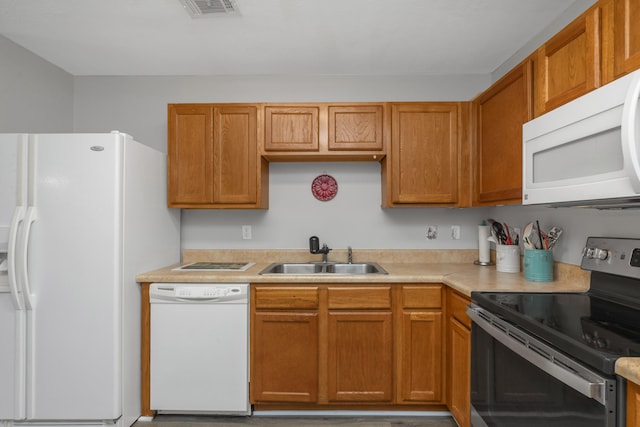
[{"left": 133, "top": 414, "right": 457, "bottom": 427}]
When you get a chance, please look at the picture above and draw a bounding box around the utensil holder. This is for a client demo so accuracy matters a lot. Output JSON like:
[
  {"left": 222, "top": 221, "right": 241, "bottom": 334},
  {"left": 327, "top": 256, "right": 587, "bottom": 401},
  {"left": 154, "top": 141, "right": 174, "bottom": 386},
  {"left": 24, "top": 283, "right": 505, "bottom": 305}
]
[
  {"left": 496, "top": 244, "right": 520, "bottom": 273},
  {"left": 524, "top": 249, "right": 554, "bottom": 282}
]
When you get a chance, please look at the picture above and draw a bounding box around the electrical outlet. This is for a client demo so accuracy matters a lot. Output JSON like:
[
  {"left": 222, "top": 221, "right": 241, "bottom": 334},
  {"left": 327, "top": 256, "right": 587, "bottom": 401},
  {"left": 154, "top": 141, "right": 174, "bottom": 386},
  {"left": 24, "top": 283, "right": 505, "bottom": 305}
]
[
  {"left": 242, "top": 225, "right": 252, "bottom": 240},
  {"left": 426, "top": 225, "right": 438, "bottom": 240},
  {"left": 451, "top": 225, "right": 461, "bottom": 240}
]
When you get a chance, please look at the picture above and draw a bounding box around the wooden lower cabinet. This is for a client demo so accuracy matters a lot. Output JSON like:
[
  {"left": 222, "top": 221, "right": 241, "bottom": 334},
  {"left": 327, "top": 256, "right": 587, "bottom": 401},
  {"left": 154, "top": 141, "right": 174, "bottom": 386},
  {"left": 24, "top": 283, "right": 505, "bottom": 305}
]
[
  {"left": 397, "top": 285, "right": 444, "bottom": 404},
  {"left": 252, "top": 311, "right": 319, "bottom": 403},
  {"left": 628, "top": 380, "right": 640, "bottom": 427},
  {"left": 250, "top": 283, "right": 446, "bottom": 408},
  {"left": 328, "top": 311, "right": 393, "bottom": 402},
  {"left": 447, "top": 288, "right": 472, "bottom": 427},
  {"left": 251, "top": 286, "right": 320, "bottom": 403},
  {"left": 399, "top": 311, "right": 443, "bottom": 402}
]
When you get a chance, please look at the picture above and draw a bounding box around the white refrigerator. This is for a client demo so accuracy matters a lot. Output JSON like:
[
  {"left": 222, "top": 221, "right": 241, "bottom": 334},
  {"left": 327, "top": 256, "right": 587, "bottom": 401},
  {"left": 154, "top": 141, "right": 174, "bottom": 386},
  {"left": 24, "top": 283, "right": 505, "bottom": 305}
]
[{"left": 0, "top": 132, "right": 180, "bottom": 427}]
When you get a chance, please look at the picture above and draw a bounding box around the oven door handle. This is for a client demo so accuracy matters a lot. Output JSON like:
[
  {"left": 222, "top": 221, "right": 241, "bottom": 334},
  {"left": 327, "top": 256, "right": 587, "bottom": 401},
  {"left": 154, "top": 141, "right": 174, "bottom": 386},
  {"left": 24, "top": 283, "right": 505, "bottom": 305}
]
[{"left": 467, "top": 306, "right": 609, "bottom": 405}]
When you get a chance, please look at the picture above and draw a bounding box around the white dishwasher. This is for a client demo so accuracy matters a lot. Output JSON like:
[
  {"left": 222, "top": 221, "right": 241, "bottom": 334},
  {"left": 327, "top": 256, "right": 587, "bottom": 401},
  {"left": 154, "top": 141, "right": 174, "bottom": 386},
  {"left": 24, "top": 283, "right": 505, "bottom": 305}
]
[{"left": 149, "top": 282, "right": 250, "bottom": 415}]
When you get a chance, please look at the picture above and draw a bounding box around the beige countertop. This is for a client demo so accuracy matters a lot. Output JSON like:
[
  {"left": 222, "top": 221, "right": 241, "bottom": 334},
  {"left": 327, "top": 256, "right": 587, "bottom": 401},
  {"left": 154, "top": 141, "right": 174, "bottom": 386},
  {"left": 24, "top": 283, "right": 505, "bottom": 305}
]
[
  {"left": 136, "top": 249, "right": 591, "bottom": 296},
  {"left": 135, "top": 248, "right": 640, "bottom": 385}
]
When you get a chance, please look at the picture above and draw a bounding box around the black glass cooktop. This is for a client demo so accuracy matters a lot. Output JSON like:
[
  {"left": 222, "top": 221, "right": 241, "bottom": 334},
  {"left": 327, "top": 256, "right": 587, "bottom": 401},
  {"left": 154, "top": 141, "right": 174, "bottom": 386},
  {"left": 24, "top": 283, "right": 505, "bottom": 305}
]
[{"left": 471, "top": 291, "right": 640, "bottom": 374}]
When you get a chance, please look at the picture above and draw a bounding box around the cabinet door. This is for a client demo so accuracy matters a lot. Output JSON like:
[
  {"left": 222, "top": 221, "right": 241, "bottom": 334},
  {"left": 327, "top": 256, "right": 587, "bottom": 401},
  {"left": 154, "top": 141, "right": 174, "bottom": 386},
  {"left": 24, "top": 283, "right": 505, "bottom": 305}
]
[
  {"left": 449, "top": 318, "right": 471, "bottom": 427},
  {"left": 327, "top": 311, "right": 393, "bottom": 402},
  {"left": 628, "top": 381, "right": 640, "bottom": 427},
  {"left": 251, "top": 311, "right": 319, "bottom": 403},
  {"left": 168, "top": 104, "right": 213, "bottom": 205},
  {"left": 613, "top": 0, "right": 640, "bottom": 78},
  {"left": 264, "top": 106, "right": 319, "bottom": 152},
  {"left": 474, "top": 61, "right": 532, "bottom": 205},
  {"left": 389, "top": 103, "right": 459, "bottom": 205},
  {"left": 533, "top": 4, "right": 602, "bottom": 116},
  {"left": 212, "top": 105, "right": 258, "bottom": 204},
  {"left": 168, "top": 104, "right": 263, "bottom": 208},
  {"left": 328, "top": 105, "right": 384, "bottom": 151},
  {"left": 398, "top": 311, "right": 443, "bottom": 403}
]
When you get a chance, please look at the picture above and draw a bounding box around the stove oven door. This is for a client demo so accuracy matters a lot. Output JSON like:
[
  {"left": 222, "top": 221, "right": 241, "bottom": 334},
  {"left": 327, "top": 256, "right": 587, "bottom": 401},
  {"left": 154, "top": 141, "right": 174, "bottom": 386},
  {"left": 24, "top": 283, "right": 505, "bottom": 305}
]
[{"left": 468, "top": 306, "right": 622, "bottom": 427}]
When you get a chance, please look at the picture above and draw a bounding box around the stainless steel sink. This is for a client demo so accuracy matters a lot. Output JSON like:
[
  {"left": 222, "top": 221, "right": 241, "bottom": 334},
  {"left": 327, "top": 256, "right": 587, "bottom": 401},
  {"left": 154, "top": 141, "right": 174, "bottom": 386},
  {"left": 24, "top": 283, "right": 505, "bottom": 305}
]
[
  {"left": 259, "top": 262, "right": 387, "bottom": 275},
  {"left": 325, "top": 263, "right": 386, "bottom": 274},
  {"left": 260, "top": 263, "right": 324, "bottom": 274}
]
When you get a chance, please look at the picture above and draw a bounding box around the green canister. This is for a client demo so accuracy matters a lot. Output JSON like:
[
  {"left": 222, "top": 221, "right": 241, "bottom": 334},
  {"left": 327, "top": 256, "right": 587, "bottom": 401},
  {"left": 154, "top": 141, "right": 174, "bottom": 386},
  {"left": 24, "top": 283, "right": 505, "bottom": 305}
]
[{"left": 524, "top": 249, "right": 554, "bottom": 282}]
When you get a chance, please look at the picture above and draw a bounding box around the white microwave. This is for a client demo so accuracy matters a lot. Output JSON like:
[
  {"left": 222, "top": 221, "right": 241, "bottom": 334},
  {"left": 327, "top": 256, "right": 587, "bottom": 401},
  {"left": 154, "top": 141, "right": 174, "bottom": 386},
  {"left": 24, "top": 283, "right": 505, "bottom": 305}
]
[{"left": 523, "top": 68, "right": 640, "bottom": 208}]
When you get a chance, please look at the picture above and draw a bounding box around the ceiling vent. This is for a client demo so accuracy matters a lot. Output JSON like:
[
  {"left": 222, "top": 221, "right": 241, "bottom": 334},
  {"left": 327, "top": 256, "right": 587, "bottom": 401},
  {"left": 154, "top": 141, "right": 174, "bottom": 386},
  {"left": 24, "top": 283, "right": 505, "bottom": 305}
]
[{"left": 179, "top": 0, "right": 240, "bottom": 17}]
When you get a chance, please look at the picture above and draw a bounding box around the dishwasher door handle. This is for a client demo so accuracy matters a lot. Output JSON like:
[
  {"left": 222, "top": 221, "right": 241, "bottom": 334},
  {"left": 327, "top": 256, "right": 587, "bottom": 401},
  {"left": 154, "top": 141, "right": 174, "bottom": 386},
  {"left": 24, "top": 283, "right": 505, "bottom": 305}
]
[
  {"left": 149, "top": 283, "right": 249, "bottom": 304},
  {"left": 150, "top": 294, "right": 247, "bottom": 304},
  {"left": 173, "top": 296, "right": 245, "bottom": 303}
]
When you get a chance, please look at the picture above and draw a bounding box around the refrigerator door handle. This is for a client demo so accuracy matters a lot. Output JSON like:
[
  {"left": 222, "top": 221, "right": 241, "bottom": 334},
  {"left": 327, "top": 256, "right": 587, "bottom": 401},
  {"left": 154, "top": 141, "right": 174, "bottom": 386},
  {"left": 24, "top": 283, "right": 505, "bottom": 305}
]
[
  {"left": 8, "top": 205, "right": 26, "bottom": 310},
  {"left": 19, "top": 206, "right": 37, "bottom": 310}
]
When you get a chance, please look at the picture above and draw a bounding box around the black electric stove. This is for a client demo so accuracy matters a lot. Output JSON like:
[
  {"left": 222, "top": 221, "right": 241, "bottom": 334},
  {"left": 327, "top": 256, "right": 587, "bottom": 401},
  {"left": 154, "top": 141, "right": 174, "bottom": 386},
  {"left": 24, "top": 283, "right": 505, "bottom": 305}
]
[{"left": 472, "top": 237, "right": 640, "bottom": 375}]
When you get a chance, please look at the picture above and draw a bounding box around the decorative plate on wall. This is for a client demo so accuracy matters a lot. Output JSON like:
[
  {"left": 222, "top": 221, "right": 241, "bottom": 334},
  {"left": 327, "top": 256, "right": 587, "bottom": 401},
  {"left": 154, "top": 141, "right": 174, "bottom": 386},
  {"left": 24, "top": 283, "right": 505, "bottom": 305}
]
[{"left": 311, "top": 174, "right": 338, "bottom": 201}]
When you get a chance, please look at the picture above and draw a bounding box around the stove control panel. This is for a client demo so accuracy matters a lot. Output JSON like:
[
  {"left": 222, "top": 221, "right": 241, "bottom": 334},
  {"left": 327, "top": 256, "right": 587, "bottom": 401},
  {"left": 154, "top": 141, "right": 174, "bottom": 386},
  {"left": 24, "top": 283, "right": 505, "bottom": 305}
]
[
  {"left": 581, "top": 237, "right": 640, "bottom": 278},
  {"left": 583, "top": 247, "right": 609, "bottom": 260}
]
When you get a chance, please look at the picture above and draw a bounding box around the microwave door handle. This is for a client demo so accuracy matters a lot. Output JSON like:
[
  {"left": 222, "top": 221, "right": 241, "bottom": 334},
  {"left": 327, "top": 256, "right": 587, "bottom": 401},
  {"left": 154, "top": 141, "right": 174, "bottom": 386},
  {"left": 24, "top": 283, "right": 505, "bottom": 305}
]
[{"left": 622, "top": 70, "right": 640, "bottom": 192}]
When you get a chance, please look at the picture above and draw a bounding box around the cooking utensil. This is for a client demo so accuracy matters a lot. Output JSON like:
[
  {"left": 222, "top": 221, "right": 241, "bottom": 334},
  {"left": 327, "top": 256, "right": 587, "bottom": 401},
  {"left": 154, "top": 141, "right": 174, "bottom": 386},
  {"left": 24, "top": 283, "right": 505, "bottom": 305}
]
[
  {"left": 503, "top": 222, "right": 512, "bottom": 245},
  {"left": 491, "top": 221, "right": 508, "bottom": 245},
  {"left": 547, "top": 226, "right": 563, "bottom": 249},
  {"left": 523, "top": 222, "right": 540, "bottom": 249},
  {"left": 536, "top": 220, "right": 546, "bottom": 249}
]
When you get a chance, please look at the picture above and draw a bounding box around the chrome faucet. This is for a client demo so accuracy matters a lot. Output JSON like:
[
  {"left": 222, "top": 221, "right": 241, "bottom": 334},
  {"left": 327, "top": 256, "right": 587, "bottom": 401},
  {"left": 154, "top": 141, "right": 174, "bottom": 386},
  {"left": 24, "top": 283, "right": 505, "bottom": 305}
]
[
  {"left": 347, "top": 246, "right": 353, "bottom": 264},
  {"left": 309, "top": 236, "right": 332, "bottom": 263}
]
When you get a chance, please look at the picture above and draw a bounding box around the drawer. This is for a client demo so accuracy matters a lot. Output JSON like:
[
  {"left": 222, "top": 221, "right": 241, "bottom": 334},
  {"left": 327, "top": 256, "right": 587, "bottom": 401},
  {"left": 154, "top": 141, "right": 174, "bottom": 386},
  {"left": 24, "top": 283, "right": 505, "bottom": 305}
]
[
  {"left": 448, "top": 289, "right": 471, "bottom": 329},
  {"left": 327, "top": 287, "right": 392, "bottom": 309},
  {"left": 401, "top": 285, "right": 442, "bottom": 309},
  {"left": 253, "top": 287, "right": 319, "bottom": 310}
]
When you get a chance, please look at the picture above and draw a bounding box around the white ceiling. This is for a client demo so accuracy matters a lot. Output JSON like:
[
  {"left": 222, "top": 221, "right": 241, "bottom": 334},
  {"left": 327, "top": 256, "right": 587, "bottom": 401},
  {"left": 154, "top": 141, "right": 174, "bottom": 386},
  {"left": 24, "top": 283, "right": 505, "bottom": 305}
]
[{"left": 0, "top": 0, "right": 581, "bottom": 77}]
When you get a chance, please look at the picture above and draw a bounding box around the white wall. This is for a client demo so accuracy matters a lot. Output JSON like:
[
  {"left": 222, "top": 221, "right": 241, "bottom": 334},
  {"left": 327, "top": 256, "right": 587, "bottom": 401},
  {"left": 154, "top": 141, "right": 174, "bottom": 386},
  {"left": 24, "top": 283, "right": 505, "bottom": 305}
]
[
  {"left": 0, "top": 35, "right": 74, "bottom": 132},
  {"left": 489, "top": 205, "right": 640, "bottom": 266},
  {"left": 72, "top": 74, "right": 490, "bottom": 153},
  {"left": 183, "top": 162, "right": 490, "bottom": 251},
  {"left": 493, "top": 0, "right": 596, "bottom": 81}
]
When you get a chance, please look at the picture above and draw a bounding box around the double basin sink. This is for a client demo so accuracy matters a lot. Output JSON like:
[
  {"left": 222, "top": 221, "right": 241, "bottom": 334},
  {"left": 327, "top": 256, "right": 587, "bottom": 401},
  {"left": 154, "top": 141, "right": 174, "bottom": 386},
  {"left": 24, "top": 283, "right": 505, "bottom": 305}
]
[{"left": 259, "top": 262, "right": 387, "bottom": 275}]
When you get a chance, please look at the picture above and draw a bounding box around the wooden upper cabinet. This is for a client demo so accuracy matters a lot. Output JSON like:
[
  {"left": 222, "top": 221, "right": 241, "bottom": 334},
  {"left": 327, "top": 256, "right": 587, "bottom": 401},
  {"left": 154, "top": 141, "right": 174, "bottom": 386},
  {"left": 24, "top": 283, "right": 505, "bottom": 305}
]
[
  {"left": 168, "top": 104, "right": 213, "bottom": 205},
  {"left": 262, "top": 103, "right": 386, "bottom": 161},
  {"left": 168, "top": 103, "right": 267, "bottom": 208},
  {"left": 385, "top": 103, "right": 462, "bottom": 206},
  {"left": 264, "top": 105, "right": 319, "bottom": 152},
  {"left": 473, "top": 60, "right": 533, "bottom": 206},
  {"left": 213, "top": 105, "right": 259, "bottom": 204},
  {"left": 610, "top": 0, "right": 640, "bottom": 79},
  {"left": 533, "top": 3, "right": 603, "bottom": 116},
  {"left": 328, "top": 105, "right": 384, "bottom": 151}
]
